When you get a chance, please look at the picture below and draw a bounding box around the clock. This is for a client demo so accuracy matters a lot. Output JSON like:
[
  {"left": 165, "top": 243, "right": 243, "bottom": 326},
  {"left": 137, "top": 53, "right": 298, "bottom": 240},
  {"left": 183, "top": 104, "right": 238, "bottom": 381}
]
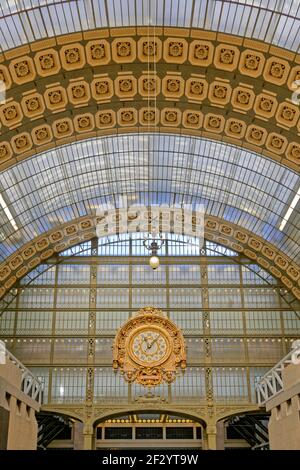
[
  {"left": 129, "top": 326, "right": 171, "bottom": 366},
  {"left": 113, "top": 306, "right": 186, "bottom": 386}
]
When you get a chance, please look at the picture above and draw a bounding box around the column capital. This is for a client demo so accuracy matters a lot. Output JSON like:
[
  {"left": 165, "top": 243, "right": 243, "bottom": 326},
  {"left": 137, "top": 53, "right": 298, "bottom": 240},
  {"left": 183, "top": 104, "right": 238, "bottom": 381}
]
[
  {"left": 83, "top": 424, "right": 94, "bottom": 435},
  {"left": 206, "top": 424, "right": 217, "bottom": 435}
]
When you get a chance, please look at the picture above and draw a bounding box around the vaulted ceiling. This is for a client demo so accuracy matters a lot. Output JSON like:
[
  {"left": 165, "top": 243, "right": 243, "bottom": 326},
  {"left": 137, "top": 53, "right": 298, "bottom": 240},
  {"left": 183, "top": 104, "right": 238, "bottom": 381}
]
[
  {"left": 1, "top": 1, "right": 300, "bottom": 52},
  {"left": 0, "top": 0, "right": 300, "bottom": 302}
]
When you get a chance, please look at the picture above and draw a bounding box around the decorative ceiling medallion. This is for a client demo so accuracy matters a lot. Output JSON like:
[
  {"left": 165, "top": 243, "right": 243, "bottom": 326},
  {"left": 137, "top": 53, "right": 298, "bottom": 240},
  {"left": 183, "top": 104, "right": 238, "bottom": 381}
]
[{"left": 113, "top": 306, "right": 186, "bottom": 387}]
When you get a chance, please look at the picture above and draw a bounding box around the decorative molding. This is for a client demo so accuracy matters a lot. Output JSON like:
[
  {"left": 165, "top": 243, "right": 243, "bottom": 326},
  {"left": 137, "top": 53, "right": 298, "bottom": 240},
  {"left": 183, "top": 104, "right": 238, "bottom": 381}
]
[
  {"left": 113, "top": 306, "right": 186, "bottom": 386},
  {"left": 1, "top": 211, "right": 300, "bottom": 303},
  {"left": 41, "top": 402, "right": 260, "bottom": 427},
  {"left": 215, "top": 405, "right": 260, "bottom": 422},
  {"left": 41, "top": 405, "right": 85, "bottom": 422},
  {"left": 0, "top": 28, "right": 299, "bottom": 172}
]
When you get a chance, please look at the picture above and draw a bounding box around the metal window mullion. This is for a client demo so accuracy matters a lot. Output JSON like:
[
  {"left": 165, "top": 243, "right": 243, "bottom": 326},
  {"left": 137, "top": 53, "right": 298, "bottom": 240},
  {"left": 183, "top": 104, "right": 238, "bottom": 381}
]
[
  {"left": 85, "top": 237, "right": 98, "bottom": 410},
  {"left": 279, "top": 305, "right": 285, "bottom": 352},
  {"left": 128, "top": 249, "right": 133, "bottom": 318},
  {"left": 48, "top": 259, "right": 59, "bottom": 404},
  {"left": 12, "top": 283, "right": 20, "bottom": 345},
  {"left": 128, "top": 255, "right": 132, "bottom": 401},
  {"left": 239, "top": 263, "right": 251, "bottom": 402},
  {"left": 278, "top": 288, "right": 288, "bottom": 355},
  {"left": 200, "top": 253, "right": 213, "bottom": 404},
  {"left": 165, "top": 258, "right": 172, "bottom": 401}
]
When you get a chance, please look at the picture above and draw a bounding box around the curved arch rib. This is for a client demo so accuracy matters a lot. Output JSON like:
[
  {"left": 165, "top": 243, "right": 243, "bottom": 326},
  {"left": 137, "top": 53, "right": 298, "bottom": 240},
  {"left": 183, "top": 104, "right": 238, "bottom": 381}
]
[
  {"left": 0, "top": 28, "right": 299, "bottom": 173},
  {"left": 1, "top": 211, "right": 300, "bottom": 304}
]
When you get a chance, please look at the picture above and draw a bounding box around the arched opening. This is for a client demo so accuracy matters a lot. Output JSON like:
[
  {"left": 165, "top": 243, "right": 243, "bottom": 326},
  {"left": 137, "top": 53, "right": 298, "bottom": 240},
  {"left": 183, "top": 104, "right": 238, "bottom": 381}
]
[
  {"left": 1, "top": 233, "right": 299, "bottom": 451},
  {"left": 1, "top": 3, "right": 300, "bottom": 452},
  {"left": 223, "top": 411, "right": 270, "bottom": 450},
  {"left": 93, "top": 410, "right": 205, "bottom": 450}
]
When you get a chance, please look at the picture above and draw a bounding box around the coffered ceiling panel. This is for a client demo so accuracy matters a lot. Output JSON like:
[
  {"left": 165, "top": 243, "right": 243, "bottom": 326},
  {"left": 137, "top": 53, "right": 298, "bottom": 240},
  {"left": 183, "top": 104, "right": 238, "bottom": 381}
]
[{"left": 0, "top": 3, "right": 299, "bottom": 304}]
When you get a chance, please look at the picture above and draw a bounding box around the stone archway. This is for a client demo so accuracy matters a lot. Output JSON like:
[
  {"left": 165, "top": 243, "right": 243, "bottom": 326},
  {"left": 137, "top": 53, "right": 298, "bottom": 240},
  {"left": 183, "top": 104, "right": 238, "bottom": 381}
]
[
  {"left": 92, "top": 405, "right": 207, "bottom": 428},
  {"left": 1, "top": 211, "right": 300, "bottom": 305}
]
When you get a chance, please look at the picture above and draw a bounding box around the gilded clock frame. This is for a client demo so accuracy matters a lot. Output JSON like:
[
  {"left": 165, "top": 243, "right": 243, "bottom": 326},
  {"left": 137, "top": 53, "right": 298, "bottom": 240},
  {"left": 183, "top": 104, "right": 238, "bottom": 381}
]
[
  {"left": 113, "top": 306, "right": 187, "bottom": 387},
  {"left": 127, "top": 324, "right": 172, "bottom": 367}
]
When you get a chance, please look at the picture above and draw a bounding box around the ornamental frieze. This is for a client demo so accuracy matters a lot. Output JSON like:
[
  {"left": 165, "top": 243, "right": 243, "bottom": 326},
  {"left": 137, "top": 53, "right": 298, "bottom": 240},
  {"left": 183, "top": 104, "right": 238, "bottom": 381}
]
[{"left": 0, "top": 29, "right": 299, "bottom": 173}]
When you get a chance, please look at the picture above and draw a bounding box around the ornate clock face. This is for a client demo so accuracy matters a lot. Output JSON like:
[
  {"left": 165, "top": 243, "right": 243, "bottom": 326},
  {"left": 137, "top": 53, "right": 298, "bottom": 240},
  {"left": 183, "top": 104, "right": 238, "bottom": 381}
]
[
  {"left": 113, "top": 306, "right": 186, "bottom": 386},
  {"left": 129, "top": 327, "right": 170, "bottom": 366}
]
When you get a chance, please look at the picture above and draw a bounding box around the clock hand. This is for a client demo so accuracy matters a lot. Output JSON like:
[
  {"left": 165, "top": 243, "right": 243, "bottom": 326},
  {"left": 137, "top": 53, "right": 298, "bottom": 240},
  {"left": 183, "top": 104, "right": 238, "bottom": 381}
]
[
  {"left": 149, "top": 335, "right": 160, "bottom": 349},
  {"left": 143, "top": 336, "right": 152, "bottom": 349}
]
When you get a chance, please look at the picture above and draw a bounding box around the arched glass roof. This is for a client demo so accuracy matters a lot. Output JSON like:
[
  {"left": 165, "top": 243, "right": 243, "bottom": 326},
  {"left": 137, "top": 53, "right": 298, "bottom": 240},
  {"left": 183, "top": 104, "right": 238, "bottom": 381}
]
[
  {"left": 0, "top": 134, "right": 299, "bottom": 263},
  {"left": 1, "top": 0, "right": 299, "bottom": 52}
]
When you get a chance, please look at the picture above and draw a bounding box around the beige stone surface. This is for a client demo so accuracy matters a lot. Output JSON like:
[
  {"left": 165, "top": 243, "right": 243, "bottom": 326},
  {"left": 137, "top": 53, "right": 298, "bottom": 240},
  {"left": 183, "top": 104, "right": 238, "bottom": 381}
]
[
  {"left": 6, "top": 398, "right": 38, "bottom": 450},
  {"left": 282, "top": 363, "right": 300, "bottom": 389},
  {"left": 0, "top": 360, "right": 22, "bottom": 389},
  {"left": 268, "top": 362, "right": 300, "bottom": 450},
  {"left": 0, "top": 359, "right": 40, "bottom": 450},
  {"left": 73, "top": 421, "right": 84, "bottom": 450},
  {"left": 216, "top": 421, "right": 225, "bottom": 450}
]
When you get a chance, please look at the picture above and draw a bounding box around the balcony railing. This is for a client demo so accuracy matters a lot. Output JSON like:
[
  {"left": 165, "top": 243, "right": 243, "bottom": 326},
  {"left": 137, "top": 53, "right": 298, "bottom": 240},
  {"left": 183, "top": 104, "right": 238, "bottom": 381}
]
[
  {"left": 255, "top": 340, "right": 300, "bottom": 406},
  {"left": 4, "top": 348, "right": 43, "bottom": 405}
]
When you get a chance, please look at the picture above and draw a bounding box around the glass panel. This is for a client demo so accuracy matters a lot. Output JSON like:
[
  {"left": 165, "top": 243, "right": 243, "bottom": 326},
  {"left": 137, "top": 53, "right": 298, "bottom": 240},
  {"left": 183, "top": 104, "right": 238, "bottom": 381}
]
[
  {"left": 51, "top": 368, "right": 86, "bottom": 403},
  {"left": 96, "top": 311, "right": 129, "bottom": 334},
  {"left": 282, "top": 311, "right": 300, "bottom": 334},
  {"left": 166, "top": 427, "right": 194, "bottom": 439},
  {"left": 247, "top": 339, "right": 283, "bottom": 364},
  {"left": 94, "top": 367, "right": 128, "bottom": 401},
  {"left": 97, "top": 288, "right": 129, "bottom": 307},
  {"left": 136, "top": 427, "right": 163, "bottom": 439},
  {"left": 209, "top": 288, "right": 242, "bottom": 308},
  {"left": 132, "top": 381, "right": 168, "bottom": 400},
  {"left": 98, "top": 236, "right": 130, "bottom": 256},
  {"left": 97, "top": 265, "right": 129, "bottom": 284},
  {"left": 207, "top": 264, "right": 240, "bottom": 284},
  {"left": 1, "top": 0, "right": 299, "bottom": 51},
  {"left": 169, "top": 311, "right": 203, "bottom": 333},
  {"left": 16, "top": 311, "right": 53, "bottom": 335},
  {"left": 210, "top": 312, "right": 244, "bottom": 334},
  {"left": 53, "top": 338, "right": 88, "bottom": 364},
  {"left": 206, "top": 242, "right": 238, "bottom": 257},
  {"left": 245, "top": 312, "right": 282, "bottom": 334},
  {"left": 57, "top": 265, "right": 90, "bottom": 284},
  {"left": 18, "top": 288, "right": 54, "bottom": 308},
  {"left": 167, "top": 234, "right": 201, "bottom": 256},
  {"left": 132, "top": 264, "right": 166, "bottom": 284},
  {"left": 169, "top": 288, "right": 201, "bottom": 307},
  {"left": 55, "top": 311, "right": 88, "bottom": 335},
  {"left": 104, "top": 427, "right": 132, "bottom": 439},
  {"left": 56, "top": 288, "right": 89, "bottom": 308},
  {"left": 169, "top": 265, "right": 201, "bottom": 284},
  {"left": 243, "top": 289, "right": 279, "bottom": 308},
  {"left": 0, "top": 311, "right": 15, "bottom": 334},
  {"left": 132, "top": 287, "right": 167, "bottom": 308},
  {"left": 212, "top": 368, "right": 248, "bottom": 402},
  {"left": 60, "top": 242, "right": 92, "bottom": 256},
  {"left": 95, "top": 338, "right": 114, "bottom": 362},
  {"left": 20, "top": 265, "right": 56, "bottom": 285},
  {"left": 172, "top": 367, "right": 205, "bottom": 400},
  {"left": 211, "top": 338, "right": 245, "bottom": 363},
  {"left": 242, "top": 265, "right": 276, "bottom": 285},
  {"left": 186, "top": 337, "right": 205, "bottom": 362},
  {"left": 12, "top": 339, "right": 51, "bottom": 364}
]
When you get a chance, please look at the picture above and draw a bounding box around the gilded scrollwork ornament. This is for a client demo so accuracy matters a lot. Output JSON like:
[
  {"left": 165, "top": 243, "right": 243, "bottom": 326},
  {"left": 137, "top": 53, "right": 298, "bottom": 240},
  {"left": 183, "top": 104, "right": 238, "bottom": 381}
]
[{"left": 113, "top": 307, "right": 186, "bottom": 387}]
